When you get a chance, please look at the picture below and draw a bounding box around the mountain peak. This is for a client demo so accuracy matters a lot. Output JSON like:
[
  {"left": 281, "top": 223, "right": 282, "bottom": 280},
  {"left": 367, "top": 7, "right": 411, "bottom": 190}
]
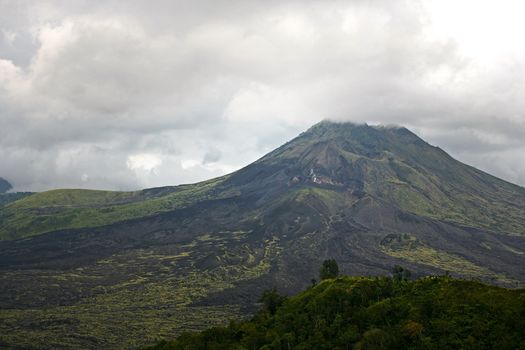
[
  {"left": 0, "top": 177, "right": 12, "bottom": 193},
  {"left": 229, "top": 121, "right": 525, "bottom": 236},
  {"left": 303, "top": 119, "right": 368, "bottom": 136},
  {"left": 299, "top": 120, "right": 425, "bottom": 147},
  {"left": 261, "top": 120, "right": 429, "bottom": 171}
]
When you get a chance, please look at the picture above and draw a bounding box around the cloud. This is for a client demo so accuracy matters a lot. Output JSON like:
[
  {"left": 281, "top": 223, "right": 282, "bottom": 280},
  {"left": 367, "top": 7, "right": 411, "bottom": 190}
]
[
  {"left": 0, "top": 0, "right": 524, "bottom": 191},
  {"left": 127, "top": 154, "right": 163, "bottom": 172}
]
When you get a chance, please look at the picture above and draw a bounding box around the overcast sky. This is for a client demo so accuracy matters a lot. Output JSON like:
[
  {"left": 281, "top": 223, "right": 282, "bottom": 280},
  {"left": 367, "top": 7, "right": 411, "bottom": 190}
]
[{"left": 1, "top": 0, "right": 524, "bottom": 191}]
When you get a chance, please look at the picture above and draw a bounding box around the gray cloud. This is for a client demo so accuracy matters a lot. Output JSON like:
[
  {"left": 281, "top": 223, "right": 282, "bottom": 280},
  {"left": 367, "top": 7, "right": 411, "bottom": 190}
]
[{"left": 0, "top": 0, "right": 524, "bottom": 191}]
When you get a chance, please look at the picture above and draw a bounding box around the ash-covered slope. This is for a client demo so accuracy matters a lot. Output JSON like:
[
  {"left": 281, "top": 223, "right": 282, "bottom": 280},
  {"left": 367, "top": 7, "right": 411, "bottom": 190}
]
[{"left": 1, "top": 121, "right": 524, "bottom": 349}]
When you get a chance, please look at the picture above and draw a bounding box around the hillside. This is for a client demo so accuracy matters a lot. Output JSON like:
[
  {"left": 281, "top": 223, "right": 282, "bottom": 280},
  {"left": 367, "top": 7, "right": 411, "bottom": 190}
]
[
  {"left": 0, "top": 121, "right": 524, "bottom": 349},
  {"left": 145, "top": 276, "right": 525, "bottom": 350},
  {"left": 0, "top": 192, "right": 32, "bottom": 207},
  {"left": 0, "top": 178, "right": 224, "bottom": 240},
  {"left": 0, "top": 177, "right": 12, "bottom": 193}
]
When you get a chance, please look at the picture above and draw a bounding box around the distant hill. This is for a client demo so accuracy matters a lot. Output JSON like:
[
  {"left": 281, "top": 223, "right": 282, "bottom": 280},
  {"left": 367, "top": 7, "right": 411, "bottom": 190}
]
[
  {"left": 0, "top": 192, "right": 33, "bottom": 207},
  {"left": 0, "top": 121, "right": 524, "bottom": 349},
  {"left": 0, "top": 177, "right": 12, "bottom": 193},
  {"left": 144, "top": 276, "right": 525, "bottom": 350}
]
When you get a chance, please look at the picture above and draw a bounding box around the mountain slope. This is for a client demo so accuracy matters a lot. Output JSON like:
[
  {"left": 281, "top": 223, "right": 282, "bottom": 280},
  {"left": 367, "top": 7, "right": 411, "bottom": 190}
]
[
  {"left": 1, "top": 121, "right": 524, "bottom": 349},
  {"left": 0, "top": 177, "right": 227, "bottom": 240},
  {"left": 2, "top": 121, "right": 523, "bottom": 241},
  {"left": 235, "top": 121, "right": 525, "bottom": 235},
  {"left": 0, "top": 192, "right": 32, "bottom": 207},
  {"left": 0, "top": 177, "right": 12, "bottom": 193}
]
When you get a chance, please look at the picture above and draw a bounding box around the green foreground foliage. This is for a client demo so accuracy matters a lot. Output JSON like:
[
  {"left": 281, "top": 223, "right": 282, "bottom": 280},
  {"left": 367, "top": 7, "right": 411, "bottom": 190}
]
[{"left": 145, "top": 276, "right": 525, "bottom": 350}]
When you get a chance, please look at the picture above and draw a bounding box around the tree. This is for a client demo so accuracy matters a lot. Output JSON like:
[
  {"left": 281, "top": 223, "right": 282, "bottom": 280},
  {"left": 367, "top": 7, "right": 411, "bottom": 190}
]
[
  {"left": 392, "top": 265, "right": 412, "bottom": 282},
  {"left": 320, "top": 259, "right": 339, "bottom": 280},
  {"left": 260, "top": 288, "right": 286, "bottom": 315}
]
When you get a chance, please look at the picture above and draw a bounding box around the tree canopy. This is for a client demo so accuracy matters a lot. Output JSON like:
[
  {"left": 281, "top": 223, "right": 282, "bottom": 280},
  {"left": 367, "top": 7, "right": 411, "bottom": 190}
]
[
  {"left": 144, "top": 276, "right": 525, "bottom": 350},
  {"left": 319, "top": 259, "right": 339, "bottom": 280}
]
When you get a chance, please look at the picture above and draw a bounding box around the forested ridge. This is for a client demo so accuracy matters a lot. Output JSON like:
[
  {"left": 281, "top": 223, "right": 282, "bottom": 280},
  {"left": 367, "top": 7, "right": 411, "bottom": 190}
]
[{"left": 145, "top": 276, "right": 525, "bottom": 350}]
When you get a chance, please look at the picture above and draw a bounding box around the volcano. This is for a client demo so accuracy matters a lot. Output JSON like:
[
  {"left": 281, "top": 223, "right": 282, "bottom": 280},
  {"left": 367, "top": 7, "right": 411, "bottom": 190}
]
[{"left": 1, "top": 121, "right": 524, "bottom": 349}]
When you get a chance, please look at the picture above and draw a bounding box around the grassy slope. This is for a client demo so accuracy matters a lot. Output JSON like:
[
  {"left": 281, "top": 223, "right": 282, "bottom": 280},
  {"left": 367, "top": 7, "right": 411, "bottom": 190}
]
[
  {"left": 0, "top": 177, "right": 228, "bottom": 240},
  {"left": 0, "top": 192, "right": 33, "bottom": 207},
  {"left": 145, "top": 276, "right": 525, "bottom": 350}
]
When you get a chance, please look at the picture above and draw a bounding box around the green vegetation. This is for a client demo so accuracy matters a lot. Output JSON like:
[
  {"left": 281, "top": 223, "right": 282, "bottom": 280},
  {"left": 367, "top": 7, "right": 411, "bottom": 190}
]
[
  {"left": 144, "top": 276, "right": 525, "bottom": 350},
  {"left": 319, "top": 259, "right": 339, "bottom": 280},
  {"left": 0, "top": 177, "right": 228, "bottom": 240},
  {"left": 380, "top": 234, "right": 517, "bottom": 285},
  {"left": 260, "top": 289, "right": 286, "bottom": 316},
  {"left": 392, "top": 265, "right": 412, "bottom": 282},
  {"left": 0, "top": 231, "right": 275, "bottom": 349},
  {"left": 0, "top": 192, "right": 32, "bottom": 207}
]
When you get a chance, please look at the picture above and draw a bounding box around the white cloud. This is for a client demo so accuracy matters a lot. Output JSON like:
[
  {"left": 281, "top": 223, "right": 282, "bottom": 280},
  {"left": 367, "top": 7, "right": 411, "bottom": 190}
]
[
  {"left": 127, "top": 154, "right": 163, "bottom": 172},
  {"left": 180, "top": 159, "right": 200, "bottom": 170},
  {"left": 0, "top": 0, "right": 524, "bottom": 191}
]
